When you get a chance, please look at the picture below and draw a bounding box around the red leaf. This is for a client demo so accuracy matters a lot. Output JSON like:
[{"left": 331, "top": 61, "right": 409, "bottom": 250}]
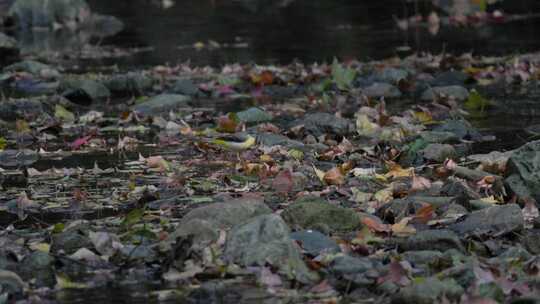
[
  {"left": 71, "top": 135, "right": 92, "bottom": 150},
  {"left": 361, "top": 217, "right": 391, "bottom": 233}
]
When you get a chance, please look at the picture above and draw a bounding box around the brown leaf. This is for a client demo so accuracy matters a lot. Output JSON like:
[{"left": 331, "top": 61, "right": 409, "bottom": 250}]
[
  {"left": 324, "top": 167, "right": 345, "bottom": 186},
  {"left": 377, "top": 260, "right": 411, "bottom": 286},
  {"left": 391, "top": 217, "right": 416, "bottom": 237},
  {"left": 414, "top": 204, "right": 435, "bottom": 224},
  {"left": 217, "top": 114, "right": 239, "bottom": 133},
  {"left": 361, "top": 217, "right": 391, "bottom": 233}
]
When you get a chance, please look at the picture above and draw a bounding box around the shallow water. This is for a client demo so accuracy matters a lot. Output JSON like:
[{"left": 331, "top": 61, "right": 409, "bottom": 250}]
[{"left": 87, "top": 0, "right": 540, "bottom": 68}]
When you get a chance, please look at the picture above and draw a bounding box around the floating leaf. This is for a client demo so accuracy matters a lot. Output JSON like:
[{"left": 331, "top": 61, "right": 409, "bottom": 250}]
[{"left": 464, "top": 89, "right": 490, "bottom": 115}]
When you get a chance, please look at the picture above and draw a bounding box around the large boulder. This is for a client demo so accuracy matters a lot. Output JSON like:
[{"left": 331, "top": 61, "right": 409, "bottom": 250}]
[
  {"left": 506, "top": 140, "right": 540, "bottom": 201},
  {"left": 165, "top": 197, "right": 272, "bottom": 244},
  {"left": 281, "top": 197, "right": 361, "bottom": 234},
  {"left": 224, "top": 214, "right": 319, "bottom": 283}
]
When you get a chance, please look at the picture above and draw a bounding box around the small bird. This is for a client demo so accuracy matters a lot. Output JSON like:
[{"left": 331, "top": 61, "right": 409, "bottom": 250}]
[{"left": 210, "top": 134, "right": 256, "bottom": 152}]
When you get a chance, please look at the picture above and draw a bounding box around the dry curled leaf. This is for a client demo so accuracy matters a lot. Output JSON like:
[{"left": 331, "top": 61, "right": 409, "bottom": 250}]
[{"left": 391, "top": 217, "right": 416, "bottom": 237}]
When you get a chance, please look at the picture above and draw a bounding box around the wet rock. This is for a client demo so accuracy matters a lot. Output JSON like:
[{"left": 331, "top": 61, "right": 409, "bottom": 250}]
[
  {"left": 51, "top": 229, "right": 92, "bottom": 254},
  {"left": 434, "top": 119, "right": 482, "bottom": 141},
  {"left": 522, "top": 230, "right": 540, "bottom": 255},
  {"left": 281, "top": 197, "right": 361, "bottom": 233},
  {"left": 449, "top": 204, "right": 523, "bottom": 236},
  {"left": 133, "top": 94, "right": 191, "bottom": 115},
  {"left": 363, "top": 82, "right": 402, "bottom": 98},
  {"left": 396, "top": 229, "right": 465, "bottom": 253},
  {"left": 401, "top": 250, "right": 443, "bottom": 267},
  {"left": 171, "top": 78, "right": 200, "bottom": 97},
  {"left": 290, "top": 230, "right": 340, "bottom": 256},
  {"left": 4, "top": 60, "right": 60, "bottom": 78},
  {"left": 104, "top": 73, "right": 154, "bottom": 95},
  {"left": 300, "top": 113, "right": 350, "bottom": 137},
  {"left": 61, "top": 79, "right": 111, "bottom": 105},
  {"left": 506, "top": 140, "right": 540, "bottom": 201},
  {"left": 421, "top": 143, "right": 457, "bottom": 162},
  {"left": 376, "top": 67, "right": 408, "bottom": 83},
  {"left": 420, "top": 131, "right": 459, "bottom": 144},
  {"left": 8, "top": 0, "right": 91, "bottom": 29},
  {"left": 19, "top": 251, "right": 55, "bottom": 287},
  {"left": 0, "top": 270, "right": 26, "bottom": 295},
  {"left": 328, "top": 255, "right": 381, "bottom": 286},
  {"left": 0, "top": 99, "right": 44, "bottom": 121},
  {"left": 224, "top": 214, "right": 318, "bottom": 283},
  {"left": 166, "top": 197, "right": 271, "bottom": 244},
  {"left": 421, "top": 86, "right": 469, "bottom": 101},
  {"left": 0, "top": 149, "right": 38, "bottom": 168},
  {"left": 236, "top": 107, "right": 272, "bottom": 124},
  {"left": 393, "top": 278, "right": 464, "bottom": 304},
  {"left": 256, "top": 133, "right": 304, "bottom": 149},
  {"left": 431, "top": 70, "right": 469, "bottom": 87}
]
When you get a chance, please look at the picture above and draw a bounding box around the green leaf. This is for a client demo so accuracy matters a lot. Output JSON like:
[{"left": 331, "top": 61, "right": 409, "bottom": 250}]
[
  {"left": 464, "top": 89, "right": 490, "bottom": 114},
  {"left": 55, "top": 104, "right": 75, "bottom": 122},
  {"left": 331, "top": 58, "right": 356, "bottom": 91},
  {"left": 52, "top": 223, "right": 65, "bottom": 234},
  {"left": 0, "top": 137, "right": 6, "bottom": 151},
  {"left": 121, "top": 208, "right": 145, "bottom": 230}
]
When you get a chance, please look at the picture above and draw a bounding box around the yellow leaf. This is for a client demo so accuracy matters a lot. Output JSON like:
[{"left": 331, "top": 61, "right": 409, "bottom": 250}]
[
  {"left": 356, "top": 114, "right": 379, "bottom": 137},
  {"left": 413, "top": 111, "right": 436, "bottom": 125},
  {"left": 384, "top": 162, "right": 413, "bottom": 179},
  {"left": 56, "top": 274, "right": 88, "bottom": 289},
  {"left": 479, "top": 196, "right": 500, "bottom": 204},
  {"left": 324, "top": 167, "right": 345, "bottom": 186},
  {"left": 312, "top": 165, "right": 325, "bottom": 183},
  {"left": 391, "top": 217, "right": 416, "bottom": 237},
  {"left": 212, "top": 135, "right": 256, "bottom": 151},
  {"left": 29, "top": 243, "right": 50, "bottom": 253},
  {"left": 374, "top": 188, "right": 393, "bottom": 204}
]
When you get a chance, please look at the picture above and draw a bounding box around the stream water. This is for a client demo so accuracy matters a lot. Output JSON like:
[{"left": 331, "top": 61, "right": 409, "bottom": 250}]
[{"left": 4, "top": 0, "right": 540, "bottom": 303}]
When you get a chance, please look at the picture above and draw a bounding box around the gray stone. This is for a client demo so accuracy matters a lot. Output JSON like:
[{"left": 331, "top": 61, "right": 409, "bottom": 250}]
[
  {"left": 420, "top": 131, "right": 459, "bottom": 144},
  {"left": 171, "top": 78, "right": 200, "bottom": 96},
  {"left": 236, "top": 107, "right": 272, "bottom": 124},
  {"left": 431, "top": 71, "right": 469, "bottom": 87},
  {"left": 393, "top": 278, "right": 464, "bottom": 304},
  {"left": 506, "top": 140, "right": 540, "bottom": 201},
  {"left": 3, "top": 60, "right": 60, "bottom": 78},
  {"left": 282, "top": 197, "right": 361, "bottom": 233},
  {"left": 421, "top": 143, "right": 457, "bottom": 162},
  {"left": 401, "top": 250, "right": 443, "bottom": 267},
  {"left": 0, "top": 270, "right": 26, "bottom": 295},
  {"left": 19, "top": 251, "right": 55, "bottom": 287},
  {"left": 301, "top": 113, "right": 350, "bottom": 137},
  {"left": 328, "top": 255, "right": 381, "bottom": 285},
  {"left": 434, "top": 119, "right": 482, "bottom": 141},
  {"left": 61, "top": 79, "right": 110, "bottom": 105},
  {"left": 167, "top": 197, "right": 272, "bottom": 244},
  {"left": 376, "top": 68, "right": 408, "bottom": 83},
  {"left": 225, "top": 214, "right": 318, "bottom": 283},
  {"left": 104, "top": 73, "right": 154, "bottom": 95},
  {"left": 256, "top": 133, "right": 304, "bottom": 149},
  {"left": 397, "top": 229, "right": 465, "bottom": 253},
  {"left": 0, "top": 33, "right": 16, "bottom": 50},
  {"left": 51, "top": 229, "right": 92, "bottom": 254},
  {"left": 421, "top": 86, "right": 469, "bottom": 101},
  {"left": 290, "top": 230, "right": 340, "bottom": 256},
  {"left": 363, "top": 82, "right": 402, "bottom": 98},
  {"left": 449, "top": 204, "right": 524, "bottom": 236},
  {"left": 133, "top": 94, "right": 191, "bottom": 115}
]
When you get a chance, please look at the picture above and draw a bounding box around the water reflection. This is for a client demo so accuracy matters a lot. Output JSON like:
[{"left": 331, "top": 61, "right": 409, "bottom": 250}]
[{"left": 83, "top": 0, "right": 540, "bottom": 68}]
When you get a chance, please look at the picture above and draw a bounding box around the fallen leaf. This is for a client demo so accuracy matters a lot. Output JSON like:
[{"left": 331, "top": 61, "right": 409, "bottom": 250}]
[
  {"left": 391, "top": 217, "right": 416, "bottom": 237},
  {"left": 272, "top": 170, "right": 294, "bottom": 194},
  {"left": 384, "top": 162, "right": 413, "bottom": 179},
  {"left": 411, "top": 175, "right": 432, "bottom": 191},
  {"left": 361, "top": 217, "right": 391, "bottom": 233},
  {"left": 324, "top": 167, "right": 345, "bottom": 186}
]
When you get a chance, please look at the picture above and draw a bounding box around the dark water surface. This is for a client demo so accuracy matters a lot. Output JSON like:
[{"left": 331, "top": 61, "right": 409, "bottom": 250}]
[{"left": 87, "top": 0, "right": 540, "bottom": 67}]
